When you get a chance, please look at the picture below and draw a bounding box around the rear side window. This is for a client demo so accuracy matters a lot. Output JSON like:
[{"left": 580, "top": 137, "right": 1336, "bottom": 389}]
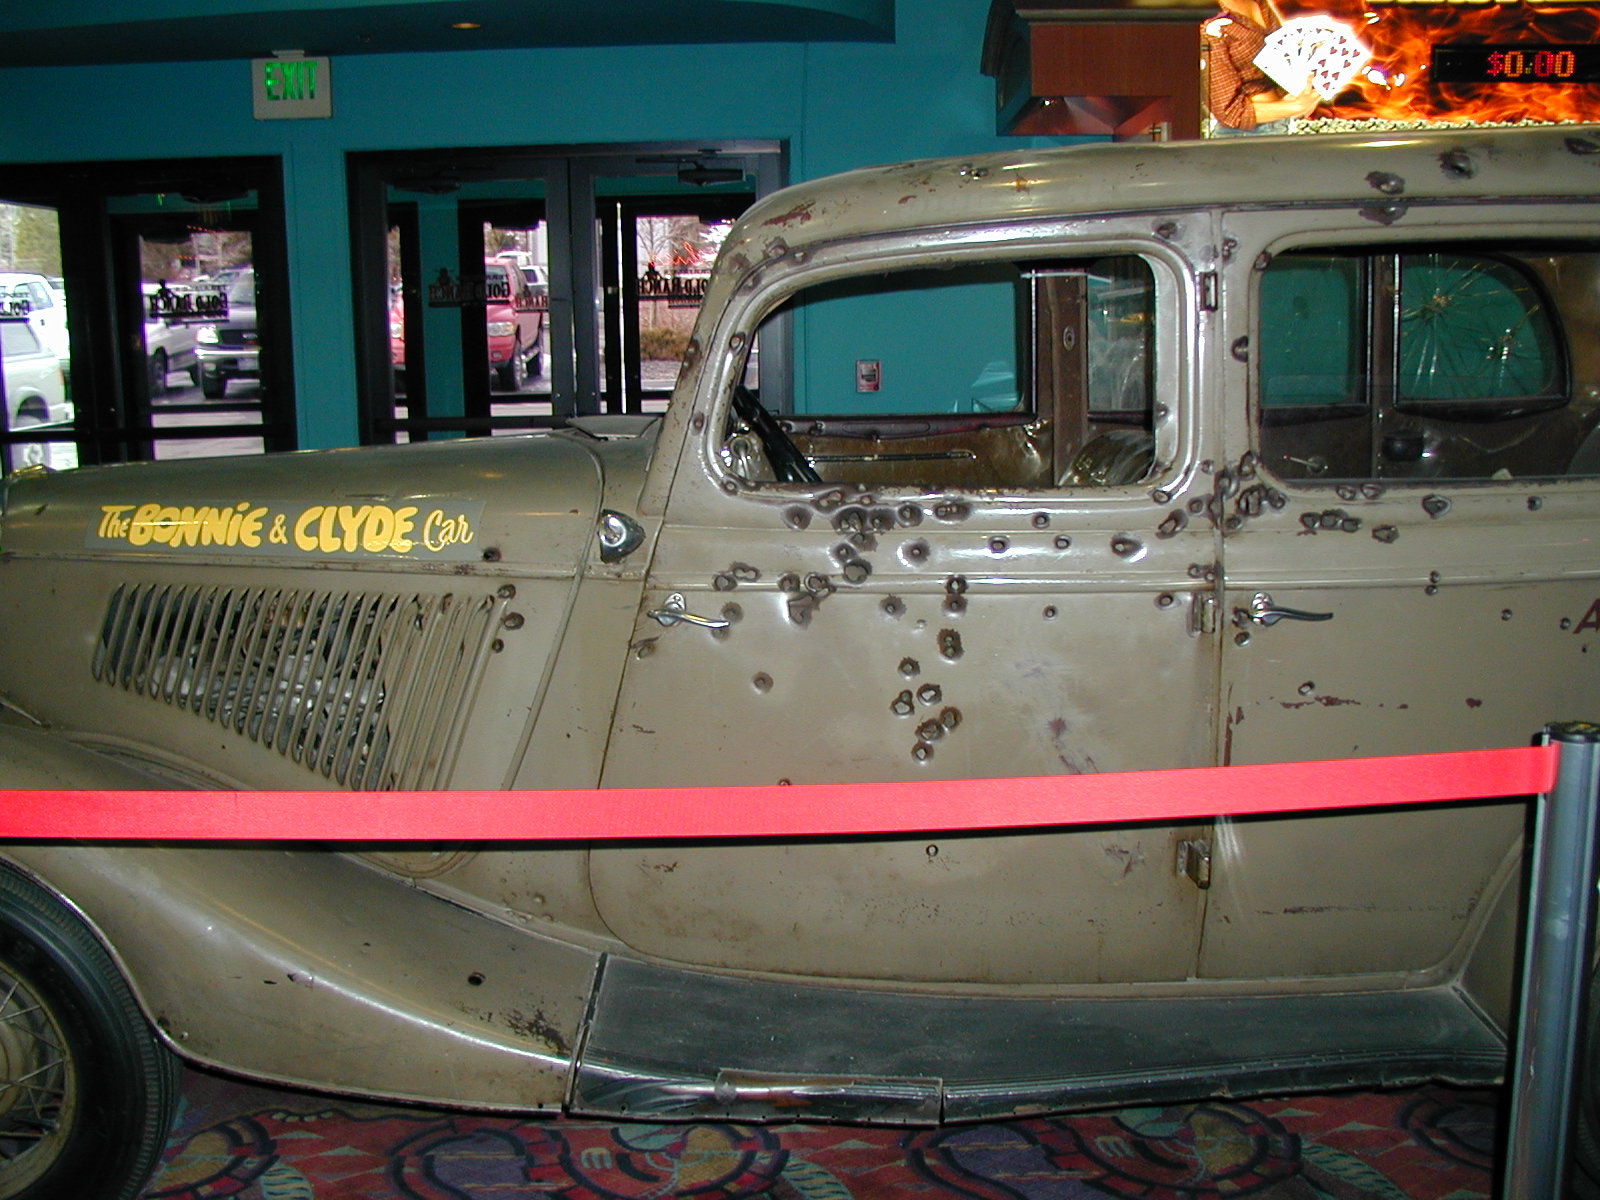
[{"left": 1258, "top": 244, "right": 1600, "bottom": 482}]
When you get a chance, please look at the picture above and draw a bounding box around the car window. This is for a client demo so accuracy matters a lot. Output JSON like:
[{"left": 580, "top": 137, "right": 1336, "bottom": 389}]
[
  {"left": 0, "top": 321, "right": 42, "bottom": 359},
  {"left": 1257, "top": 243, "right": 1600, "bottom": 482},
  {"left": 724, "top": 254, "right": 1162, "bottom": 490}
]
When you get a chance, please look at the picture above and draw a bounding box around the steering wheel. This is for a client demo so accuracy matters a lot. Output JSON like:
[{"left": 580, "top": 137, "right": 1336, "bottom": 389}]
[{"left": 730, "top": 385, "right": 821, "bottom": 483}]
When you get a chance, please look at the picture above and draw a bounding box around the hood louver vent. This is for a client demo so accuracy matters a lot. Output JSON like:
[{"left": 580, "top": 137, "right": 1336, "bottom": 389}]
[{"left": 92, "top": 583, "right": 503, "bottom": 790}]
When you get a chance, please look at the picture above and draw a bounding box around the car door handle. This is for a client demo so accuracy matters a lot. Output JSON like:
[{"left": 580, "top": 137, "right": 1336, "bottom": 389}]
[
  {"left": 1236, "top": 592, "right": 1334, "bottom": 627},
  {"left": 647, "top": 592, "right": 730, "bottom": 630}
]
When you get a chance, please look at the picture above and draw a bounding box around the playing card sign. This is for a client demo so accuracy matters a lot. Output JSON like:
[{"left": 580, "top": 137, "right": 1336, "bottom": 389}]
[{"left": 1253, "top": 17, "right": 1373, "bottom": 101}]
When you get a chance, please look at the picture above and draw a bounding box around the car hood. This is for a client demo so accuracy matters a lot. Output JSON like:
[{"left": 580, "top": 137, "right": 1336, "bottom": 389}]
[{"left": 0, "top": 427, "right": 658, "bottom": 575}]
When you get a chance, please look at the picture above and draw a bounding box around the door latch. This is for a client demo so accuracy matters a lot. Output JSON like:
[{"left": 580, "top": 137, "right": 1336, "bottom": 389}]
[
  {"left": 1234, "top": 592, "right": 1334, "bottom": 628},
  {"left": 647, "top": 593, "right": 730, "bottom": 630}
]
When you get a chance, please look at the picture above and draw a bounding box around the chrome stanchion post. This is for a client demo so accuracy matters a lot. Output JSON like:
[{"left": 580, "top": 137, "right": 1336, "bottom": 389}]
[{"left": 1503, "top": 722, "right": 1600, "bottom": 1199}]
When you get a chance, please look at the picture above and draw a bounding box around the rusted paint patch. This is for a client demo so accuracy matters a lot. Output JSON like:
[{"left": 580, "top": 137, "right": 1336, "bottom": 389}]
[
  {"left": 504, "top": 1007, "right": 570, "bottom": 1055},
  {"left": 763, "top": 201, "right": 815, "bottom": 228}
]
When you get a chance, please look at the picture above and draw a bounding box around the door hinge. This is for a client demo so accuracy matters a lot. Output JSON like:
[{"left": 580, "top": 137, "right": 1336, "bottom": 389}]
[
  {"left": 1177, "top": 838, "right": 1212, "bottom": 889},
  {"left": 1189, "top": 590, "right": 1218, "bottom": 636},
  {"left": 1199, "top": 271, "right": 1219, "bottom": 312}
]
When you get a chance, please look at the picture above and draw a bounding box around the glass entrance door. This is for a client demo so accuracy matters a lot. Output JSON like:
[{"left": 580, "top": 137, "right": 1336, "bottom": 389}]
[
  {"left": 350, "top": 142, "right": 783, "bottom": 443},
  {"left": 0, "top": 155, "right": 294, "bottom": 473}
]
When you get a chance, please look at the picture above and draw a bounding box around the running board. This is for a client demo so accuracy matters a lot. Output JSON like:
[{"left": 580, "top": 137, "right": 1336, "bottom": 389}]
[{"left": 571, "top": 957, "right": 1505, "bottom": 1124}]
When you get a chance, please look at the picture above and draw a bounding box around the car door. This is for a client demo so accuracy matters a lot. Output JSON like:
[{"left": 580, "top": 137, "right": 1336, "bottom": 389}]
[
  {"left": 1202, "top": 202, "right": 1600, "bottom": 981},
  {"left": 595, "top": 217, "right": 1227, "bottom": 987}
]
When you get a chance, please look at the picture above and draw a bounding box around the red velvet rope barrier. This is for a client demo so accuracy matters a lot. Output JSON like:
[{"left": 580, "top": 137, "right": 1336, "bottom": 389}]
[{"left": 0, "top": 744, "right": 1557, "bottom": 841}]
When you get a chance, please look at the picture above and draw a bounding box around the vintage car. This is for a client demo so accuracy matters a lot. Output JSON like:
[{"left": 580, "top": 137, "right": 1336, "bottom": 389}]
[{"left": 1, "top": 126, "right": 1599, "bottom": 1200}]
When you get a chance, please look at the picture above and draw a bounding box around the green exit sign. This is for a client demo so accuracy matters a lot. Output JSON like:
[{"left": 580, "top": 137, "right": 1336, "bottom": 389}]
[{"left": 252, "top": 55, "right": 332, "bottom": 119}]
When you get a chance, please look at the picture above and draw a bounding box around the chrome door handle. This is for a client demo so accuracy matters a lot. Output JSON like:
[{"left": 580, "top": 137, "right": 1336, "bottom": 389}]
[
  {"left": 647, "top": 592, "right": 729, "bottom": 630},
  {"left": 1237, "top": 592, "right": 1333, "bottom": 627}
]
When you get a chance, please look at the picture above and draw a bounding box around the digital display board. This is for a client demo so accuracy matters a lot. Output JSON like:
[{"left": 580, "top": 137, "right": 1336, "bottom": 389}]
[{"left": 1432, "top": 44, "right": 1600, "bottom": 85}]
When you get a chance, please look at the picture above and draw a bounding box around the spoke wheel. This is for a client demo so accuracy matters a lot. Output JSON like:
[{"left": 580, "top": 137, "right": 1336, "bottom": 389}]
[
  {"left": 0, "top": 868, "right": 178, "bottom": 1200},
  {"left": 0, "top": 963, "right": 74, "bottom": 1193}
]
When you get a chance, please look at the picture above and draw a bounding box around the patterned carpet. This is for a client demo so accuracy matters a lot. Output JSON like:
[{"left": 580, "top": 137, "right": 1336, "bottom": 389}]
[{"left": 142, "top": 1068, "right": 1500, "bottom": 1199}]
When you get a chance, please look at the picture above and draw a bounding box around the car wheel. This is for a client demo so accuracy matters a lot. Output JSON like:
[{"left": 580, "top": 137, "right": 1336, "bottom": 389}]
[
  {"left": 200, "top": 373, "right": 226, "bottom": 400},
  {"left": 145, "top": 350, "right": 168, "bottom": 397},
  {"left": 0, "top": 866, "right": 179, "bottom": 1200},
  {"left": 495, "top": 341, "right": 525, "bottom": 392}
]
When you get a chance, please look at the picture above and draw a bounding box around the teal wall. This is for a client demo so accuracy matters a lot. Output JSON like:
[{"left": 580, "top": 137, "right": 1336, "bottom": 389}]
[{"left": 0, "top": 0, "right": 1066, "bottom": 448}]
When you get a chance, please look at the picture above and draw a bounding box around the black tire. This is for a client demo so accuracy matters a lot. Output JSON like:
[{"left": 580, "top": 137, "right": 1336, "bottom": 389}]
[
  {"left": 199, "top": 373, "right": 226, "bottom": 400},
  {"left": 495, "top": 339, "right": 525, "bottom": 392},
  {"left": 0, "top": 866, "right": 179, "bottom": 1200},
  {"left": 145, "top": 350, "right": 168, "bottom": 398}
]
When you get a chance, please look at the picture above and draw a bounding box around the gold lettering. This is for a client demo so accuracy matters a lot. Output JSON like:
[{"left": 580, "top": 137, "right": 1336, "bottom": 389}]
[
  {"left": 293, "top": 507, "right": 320, "bottom": 552},
  {"left": 337, "top": 505, "right": 372, "bottom": 553}
]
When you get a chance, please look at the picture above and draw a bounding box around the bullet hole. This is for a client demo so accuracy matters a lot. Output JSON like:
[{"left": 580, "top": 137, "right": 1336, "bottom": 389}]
[
  {"left": 938, "top": 629, "right": 964, "bottom": 660},
  {"left": 917, "top": 719, "right": 945, "bottom": 741},
  {"left": 1111, "top": 535, "right": 1142, "bottom": 558},
  {"left": 1043, "top": 606, "right": 1058, "bottom": 619},
  {"left": 899, "top": 657, "right": 920, "bottom": 676},
  {"left": 805, "top": 573, "right": 834, "bottom": 596},
  {"left": 634, "top": 639, "right": 657, "bottom": 659},
  {"left": 491, "top": 639, "right": 505, "bottom": 653},
  {"left": 712, "top": 573, "right": 737, "bottom": 591},
  {"left": 1298, "top": 681, "right": 1315, "bottom": 695},
  {"left": 842, "top": 560, "right": 871, "bottom": 585},
  {"left": 784, "top": 507, "right": 812, "bottom": 530},
  {"left": 753, "top": 673, "right": 773, "bottom": 693},
  {"left": 468, "top": 972, "right": 486, "bottom": 986},
  {"left": 722, "top": 603, "right": 743, "bottom": 623},
  {"left": 925, "top": 844, "right": 940, "bottom": 858},
  {"left": 1235, "top": 631, "right": 1251, "bottom": 646},
  {"left": 721, "top": 480, "right": 739, "bottom": 494},
  {"left": 940, "top": 707, "right": 962, "bottom": 730},
  {"left": 1528, "top": 496, "right": 1544, "bottom": 511},
  {"left": 933, "top": 500, "right": 971, "bottom": 522},
  {"left": 1501, "top": 609, "right": 1513, "bottom": 621},
  {"left": 1422, "top": 494, "right": 1451, "bottom": 519},
  {"left": 897, "top": 504, "right": 924, "bottom": 527},
  {"left": 1151, "top": 488, "right": 1172, "bottom": 505},
  {"left": 912, "top": 741, "right": 934, "bottom": 762},
  {"left": 497, "top": 584, "right": 517, "bottom": 600},
  {"left": 833, "top": 544, "right": 856, "bottom": 563},
  {"left": 1054, "top": 535, "right": 1072, "bottom": 550},
  {"left": 816, "top": 490, "right": 846, "bottom": 511},
  {"left": 917, "top": 683, "right": 942, "bottom": 705},
  {"left": 482, "top": 547, "right": 502, "bottom": 562},
  {"left": 1188, "top": 497, "right": 1206, "bottom": 514},
  {"left": 691, "top": 413, "right": 707, "bottom": 431},
  {"left": 731, "top": 563, "right": 760, "bottom": 582},
  {"left": 903, "top": 540, "right": 930, "bottom": 564},
  {"left": 1157, "top": 511, "right": 1187, "bottom": 538},
  {"left": 502, "top": 613, "right": 525, "bottom": 630},
  {"left": 1562, "top": 617, "right": 1574, "bottom": 630},
  {"left": 882, "top": 596, "right": 906, "bottom": 618},
  {"left": 1031, "top": 512, "right": 1051, "bottom": 529},
  {"left": 1372, "top": 525, "right": 1399, "bottom": 544},
  {"left": 989, "top": 537, "right": 1009, "bottom": 554},
  {"left": 778, "top": 573, "right": 802, "bottom": 593},
  {"left": 1156, "top": 593, "right": 1175, "bottom": 609},
  {"left": 892, "top": 690, "right": 915, "bottom": 716}
]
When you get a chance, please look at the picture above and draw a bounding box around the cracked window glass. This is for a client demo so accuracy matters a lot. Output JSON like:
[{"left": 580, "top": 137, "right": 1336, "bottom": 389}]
[{"left": 1259, "top": 244, "right": 1600, "bottom": 482}]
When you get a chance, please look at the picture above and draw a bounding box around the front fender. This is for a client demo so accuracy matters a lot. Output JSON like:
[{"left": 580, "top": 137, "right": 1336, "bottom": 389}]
[{"left": 0, "top": 719, "right": 598, "bottom": 1111}]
